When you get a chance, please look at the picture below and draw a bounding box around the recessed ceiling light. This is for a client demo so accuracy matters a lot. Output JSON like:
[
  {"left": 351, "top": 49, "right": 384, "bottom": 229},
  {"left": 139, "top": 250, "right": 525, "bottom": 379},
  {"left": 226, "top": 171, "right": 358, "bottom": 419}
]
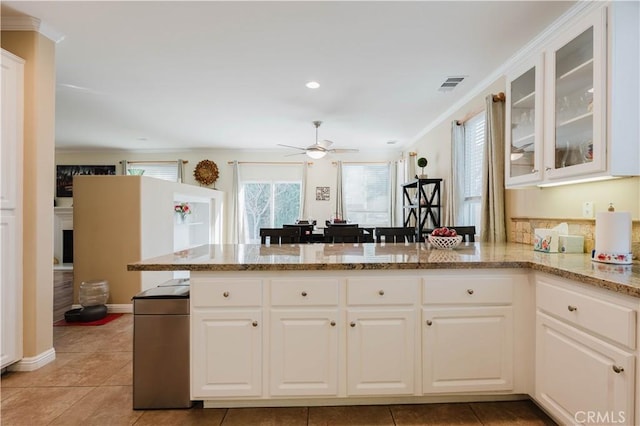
[
  {"left": 137, "top": 137, "right": 148, "bottom": 141},
  {"left": 387, "top": 140, "right": 397, "bottom": 145},
  {"left": 306, "top": 81, "right": 320, "bottom": 89}
]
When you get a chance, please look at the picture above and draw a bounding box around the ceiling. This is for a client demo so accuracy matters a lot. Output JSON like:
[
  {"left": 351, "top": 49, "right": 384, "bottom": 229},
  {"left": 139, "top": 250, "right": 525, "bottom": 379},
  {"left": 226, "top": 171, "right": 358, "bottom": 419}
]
[{"left": 2, "top": 1, "right": 575, "bottom": 153}]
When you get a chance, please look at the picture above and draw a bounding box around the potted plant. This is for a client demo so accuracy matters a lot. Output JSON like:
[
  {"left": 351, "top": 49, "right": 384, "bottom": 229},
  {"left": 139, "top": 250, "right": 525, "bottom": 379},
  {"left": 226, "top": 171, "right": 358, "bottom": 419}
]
[{"left": 417, "top": 157, "right": 428, "bottom": 178}]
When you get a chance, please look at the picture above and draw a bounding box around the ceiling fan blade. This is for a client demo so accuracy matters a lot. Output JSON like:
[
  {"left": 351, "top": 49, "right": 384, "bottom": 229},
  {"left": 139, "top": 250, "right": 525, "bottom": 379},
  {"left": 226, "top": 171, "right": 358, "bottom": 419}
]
[
  {"left": 277, "top": 143, "right": 306, "bottom": 151},
  {"left": 317, "top": 139, "right": 333, "bottom": 149},
  {"left": 284, "top": 152, "right": 307, "bottom": 157},
  {"left": 330, "top": 148, "right": 359, "bottom": 153}
]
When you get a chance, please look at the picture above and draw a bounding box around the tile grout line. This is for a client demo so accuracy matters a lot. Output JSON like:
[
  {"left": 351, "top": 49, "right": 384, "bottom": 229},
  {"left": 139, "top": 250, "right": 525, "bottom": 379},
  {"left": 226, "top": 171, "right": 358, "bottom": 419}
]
[{"left": 467, "top": 402, "right": 486, "bottom": 426}]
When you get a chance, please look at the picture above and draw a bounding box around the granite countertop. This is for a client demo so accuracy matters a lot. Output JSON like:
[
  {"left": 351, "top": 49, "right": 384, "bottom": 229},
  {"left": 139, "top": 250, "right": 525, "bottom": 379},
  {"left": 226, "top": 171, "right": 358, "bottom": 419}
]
[{"left": 128, "top": 242, "right": 640, "bottom": 298}]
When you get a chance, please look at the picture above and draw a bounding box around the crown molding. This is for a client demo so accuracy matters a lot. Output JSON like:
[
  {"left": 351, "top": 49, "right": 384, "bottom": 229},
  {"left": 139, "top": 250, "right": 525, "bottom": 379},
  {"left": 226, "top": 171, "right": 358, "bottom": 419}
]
[{"left": 1, "top": 15, "right": 66, "bottom": 43}]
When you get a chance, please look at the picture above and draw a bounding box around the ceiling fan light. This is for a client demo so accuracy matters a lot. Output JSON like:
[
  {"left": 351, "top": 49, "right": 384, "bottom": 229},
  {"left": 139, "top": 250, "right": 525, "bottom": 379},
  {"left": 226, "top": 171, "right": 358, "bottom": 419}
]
[{"left": 306, "top": 149, "right": 326, "bottom": 159}]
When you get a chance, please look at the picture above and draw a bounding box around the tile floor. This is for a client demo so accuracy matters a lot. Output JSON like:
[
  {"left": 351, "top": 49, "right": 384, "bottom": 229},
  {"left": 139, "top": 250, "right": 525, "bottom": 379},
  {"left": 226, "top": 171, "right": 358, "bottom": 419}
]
[{"left": 1, "top": 314, "right": 556, "bottom": 425}]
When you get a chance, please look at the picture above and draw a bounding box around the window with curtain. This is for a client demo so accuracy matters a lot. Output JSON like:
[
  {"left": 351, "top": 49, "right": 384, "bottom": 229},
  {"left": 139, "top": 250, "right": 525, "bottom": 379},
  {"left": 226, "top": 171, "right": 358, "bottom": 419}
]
[
  {"left": 342, "top": 163, "right": 391, "bottom": 226},
  {"left": 239, "top": 164, "right": 303, "bottom": 243},
  {"left": 461, "top": 113, "right": 486, "bottom": 232},
  {"left": 124, "top": 161, "right": 180, "bottom": 182}
]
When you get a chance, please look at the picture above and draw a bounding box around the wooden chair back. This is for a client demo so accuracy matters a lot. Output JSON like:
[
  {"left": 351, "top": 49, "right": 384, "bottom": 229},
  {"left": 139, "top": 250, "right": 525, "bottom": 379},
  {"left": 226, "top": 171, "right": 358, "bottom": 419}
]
[
  {"left": 259, "top": 227, "right": 300, "bottom": 244},
  {"left": 375, "top": 227, "right": 417, "bottom": 243},
  {"left": 324, "top": 226, "right": 363, "bottom": 243},
  {"left": 448, "top": 226, "right": 476, "bottom": 242}
]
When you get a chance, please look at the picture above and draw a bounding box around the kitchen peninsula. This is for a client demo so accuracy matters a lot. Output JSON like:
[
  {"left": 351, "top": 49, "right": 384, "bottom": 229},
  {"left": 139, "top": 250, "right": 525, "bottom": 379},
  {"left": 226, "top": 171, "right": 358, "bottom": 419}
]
[{"left": 129, "top": 242, "right": 640, "bottom": 425}]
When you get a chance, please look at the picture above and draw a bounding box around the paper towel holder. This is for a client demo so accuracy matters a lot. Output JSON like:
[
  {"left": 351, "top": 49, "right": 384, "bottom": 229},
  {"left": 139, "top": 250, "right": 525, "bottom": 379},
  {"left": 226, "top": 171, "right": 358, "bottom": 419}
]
[{"left": 591, "top": 203, "right": 633, "bottom": 265}]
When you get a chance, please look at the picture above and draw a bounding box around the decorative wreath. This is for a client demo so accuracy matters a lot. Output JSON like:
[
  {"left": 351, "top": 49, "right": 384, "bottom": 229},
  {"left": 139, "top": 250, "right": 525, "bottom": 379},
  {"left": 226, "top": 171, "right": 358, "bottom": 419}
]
[{"left": 193, "top": 159, "right": 219, "bottom": 187}]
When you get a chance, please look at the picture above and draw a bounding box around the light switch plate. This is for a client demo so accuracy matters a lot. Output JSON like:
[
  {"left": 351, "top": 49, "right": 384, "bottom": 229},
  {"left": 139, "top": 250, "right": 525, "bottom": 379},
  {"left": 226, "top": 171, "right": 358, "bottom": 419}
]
[{"left": 582, "top": 201, "right": 594, "bottom": 218}]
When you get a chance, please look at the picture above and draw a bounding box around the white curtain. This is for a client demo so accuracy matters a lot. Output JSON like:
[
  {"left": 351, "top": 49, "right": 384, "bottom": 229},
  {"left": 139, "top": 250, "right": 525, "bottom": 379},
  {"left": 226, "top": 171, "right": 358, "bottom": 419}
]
[
  {"left": 480, "top": 94, "right": 507, "bottom": 242},
  {"left": 396, "top": 159, "right": 406, "bottom": 226},
  {"left": 445, "top": 121, "right": 465, "bottom": 226},
  {"left": 230, "top": 160, "right": 243, "bottom": 243},
  {"left": 388, "top": 161, "right": 398, "bottom": 226},
  {"left": 335, "top": 161, "right": 345, "bottom": 220},
  {"left": 177, "top": 159, "right": 184, "bottom": 183},
  {"left": 300, "top": 161, "right": 309, "bottom": 219},
  {"left": 407, "top": 153, "right": 417, "bottom": 181}
]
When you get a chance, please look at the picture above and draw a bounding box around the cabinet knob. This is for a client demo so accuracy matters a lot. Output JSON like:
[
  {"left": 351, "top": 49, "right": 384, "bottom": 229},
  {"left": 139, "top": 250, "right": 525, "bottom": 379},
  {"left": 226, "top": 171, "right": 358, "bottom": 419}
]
[
  {"left": 378, "top": 290, "right": 385, "bottom": 296},
  {"left": 531, "top": 169, "right": 539, "bottom": 174},
  {"left": 567, "top": 305, "right": 578, "bottom": 312},
  {"left": 330, "top": 321, "right": 336, "bottom": 327},
  {"left": 426, "top": 320, "right": 433, "bottom": 326},
  {"left": 301, "top": 291, "right": 307, "bottom": 297},
  {"left": 466, "top": 289, "right": 474, "bottom": 295},
  {"left": 545, "top": 167, "right": 552, "bottom": 171},
  {"left": 350, "top": 322, "right": 356, "bottom": 327},
  {"left": 252, "top": 321, "right": 258, "bottom": 327},
  {"left": 223, "top": 291, "right": 229, "bottom": 298},
  {"left": 612, "top": 365, "right": 624, "bottom": 374}
]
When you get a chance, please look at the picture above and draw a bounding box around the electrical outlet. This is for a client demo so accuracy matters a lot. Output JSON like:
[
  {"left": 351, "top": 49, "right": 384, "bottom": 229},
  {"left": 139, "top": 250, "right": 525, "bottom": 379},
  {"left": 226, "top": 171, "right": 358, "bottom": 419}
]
[{"left": 582, "top": 201, "right": 594, "bottom": 218}]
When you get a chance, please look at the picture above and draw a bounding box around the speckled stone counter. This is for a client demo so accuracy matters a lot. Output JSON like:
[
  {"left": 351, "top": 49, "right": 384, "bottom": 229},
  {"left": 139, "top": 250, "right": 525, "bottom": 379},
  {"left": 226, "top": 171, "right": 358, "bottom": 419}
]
[{"left": 128, "top": 242, "right": 640, "bottom": 298}]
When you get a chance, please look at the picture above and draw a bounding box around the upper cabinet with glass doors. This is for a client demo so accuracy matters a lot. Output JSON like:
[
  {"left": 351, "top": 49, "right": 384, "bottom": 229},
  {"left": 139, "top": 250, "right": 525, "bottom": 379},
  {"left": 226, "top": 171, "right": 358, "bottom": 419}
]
[
  {"left": 506, "top": 55, "right": 544, "bottom": 186},
  {"left": 505, "top": 2, "right": 639, "bottom": 187},
  {"left": 543, "top": 8, "right": 606, "bottom": 181}
]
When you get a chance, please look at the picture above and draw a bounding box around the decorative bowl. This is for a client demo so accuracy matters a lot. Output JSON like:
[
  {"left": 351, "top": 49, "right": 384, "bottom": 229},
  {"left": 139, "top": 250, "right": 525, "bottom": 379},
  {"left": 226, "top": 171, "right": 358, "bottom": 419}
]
[{"left": 428, "top": 235, "right": 463, "bottom": 250}]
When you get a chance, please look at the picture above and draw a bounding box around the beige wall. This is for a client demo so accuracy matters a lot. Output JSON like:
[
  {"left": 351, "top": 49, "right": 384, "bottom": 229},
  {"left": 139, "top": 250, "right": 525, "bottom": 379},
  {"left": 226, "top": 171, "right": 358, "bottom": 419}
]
[{"left": 2, "top": 31, "right": 56, "bottom": 359}]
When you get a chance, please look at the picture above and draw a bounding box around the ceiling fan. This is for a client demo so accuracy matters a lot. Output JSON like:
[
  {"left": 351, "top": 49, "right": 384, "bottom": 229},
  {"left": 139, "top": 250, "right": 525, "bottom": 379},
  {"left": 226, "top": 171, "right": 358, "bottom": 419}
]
[{"left": 278, "top": 121, "right": 359, "bottom": 159}]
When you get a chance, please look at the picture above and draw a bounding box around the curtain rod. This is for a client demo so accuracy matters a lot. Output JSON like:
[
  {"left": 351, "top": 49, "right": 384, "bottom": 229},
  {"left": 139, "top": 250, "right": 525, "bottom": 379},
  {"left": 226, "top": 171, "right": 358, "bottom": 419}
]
[
  {"left": 455, "top": 92, "right": 505, "bottom": 125},
  {"left": 119, "top": 160, "right": 188, "bottom": 164},
  {"left": 227, "top": 161, "right": 312, "bottom": 165},
  {"left": 331, "top": 161, "right": 390, "bottom": 165}
]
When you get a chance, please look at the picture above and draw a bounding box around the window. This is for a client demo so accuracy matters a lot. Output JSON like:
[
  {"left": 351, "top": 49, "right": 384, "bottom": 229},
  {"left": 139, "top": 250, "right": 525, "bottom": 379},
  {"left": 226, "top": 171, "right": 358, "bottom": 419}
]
[
  {"left": 461, "top": 112, "right": 485, "bottom": 232},
  {"left": 243, "top": 181, "right": 301, "bottom": 243},
  {"left": 124, "top": 161, "right": 181, "bottom": 182},
  {"left": 342, "top": 163, "right": 391, "bottom": 226}
]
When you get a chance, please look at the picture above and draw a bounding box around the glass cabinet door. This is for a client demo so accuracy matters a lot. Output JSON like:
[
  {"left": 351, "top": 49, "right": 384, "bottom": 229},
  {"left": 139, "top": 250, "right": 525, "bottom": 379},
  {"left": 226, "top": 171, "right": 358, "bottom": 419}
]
[
  {"left": 545, "top": 8, "right": 606, "bottom": 179},
  {"left": 506, "top": 55, "right": 544, "bottom": 187}
]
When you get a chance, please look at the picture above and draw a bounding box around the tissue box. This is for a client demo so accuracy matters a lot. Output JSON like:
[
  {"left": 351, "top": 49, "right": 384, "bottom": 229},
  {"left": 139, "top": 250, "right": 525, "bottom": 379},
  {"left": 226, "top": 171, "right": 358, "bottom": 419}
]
[
  {"left": 534, "top": 229, "right": 559, "bottom": 253},
  {"left": 559, "top": 235, "right": 584, "bottom": 253}
]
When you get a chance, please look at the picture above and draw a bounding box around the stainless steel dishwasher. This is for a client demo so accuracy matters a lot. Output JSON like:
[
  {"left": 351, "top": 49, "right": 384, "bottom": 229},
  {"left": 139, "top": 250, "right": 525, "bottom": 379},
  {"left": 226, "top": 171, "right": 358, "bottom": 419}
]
[{"left": 132, "top": 285, "right": 191, "bottom": 409}]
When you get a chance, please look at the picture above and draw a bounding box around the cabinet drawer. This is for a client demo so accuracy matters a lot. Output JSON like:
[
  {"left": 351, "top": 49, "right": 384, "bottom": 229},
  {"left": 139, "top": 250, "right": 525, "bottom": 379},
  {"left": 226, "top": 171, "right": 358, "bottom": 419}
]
[
  {"left": 347, "top": 278, "right": 418, "bottom": 305},
  {"left": 191, "top": 280, "right": 262, "bottom": 307},
  {"left": 270, "top": 279, "right": 339, "bottom": 306},
  {"left": 423, "top": 276, "right": 513, "bottom": 305},
  {"left": 537, "top": 280, "right": 636, "bottom": 349}
]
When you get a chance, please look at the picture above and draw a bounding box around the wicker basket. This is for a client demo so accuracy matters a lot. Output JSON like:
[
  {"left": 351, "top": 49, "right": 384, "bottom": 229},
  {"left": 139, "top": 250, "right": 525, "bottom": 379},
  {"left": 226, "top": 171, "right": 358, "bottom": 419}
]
[{"left": 428, "top": 235, "right": 463, "bottom": 250}]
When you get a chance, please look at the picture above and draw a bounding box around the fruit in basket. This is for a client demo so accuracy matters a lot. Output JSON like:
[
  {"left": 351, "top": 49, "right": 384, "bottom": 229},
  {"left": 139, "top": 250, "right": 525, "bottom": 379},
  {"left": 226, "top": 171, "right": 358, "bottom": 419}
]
[{"left": 431, "top": 227, "right": 457, "bottom": 237}]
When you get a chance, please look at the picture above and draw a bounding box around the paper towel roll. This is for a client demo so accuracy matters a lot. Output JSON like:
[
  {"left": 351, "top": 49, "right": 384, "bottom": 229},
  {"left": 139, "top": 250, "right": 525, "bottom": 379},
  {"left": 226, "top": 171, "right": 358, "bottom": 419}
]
[{"left": 595, "top": 211, "right": 632, "bottom": 254}]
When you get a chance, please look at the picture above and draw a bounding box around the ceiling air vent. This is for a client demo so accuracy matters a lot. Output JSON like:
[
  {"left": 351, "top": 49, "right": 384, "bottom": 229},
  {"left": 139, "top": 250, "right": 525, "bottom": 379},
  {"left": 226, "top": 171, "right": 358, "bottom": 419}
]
[{"left": 438, "top": 76, "right": 465, "bottom": 92}]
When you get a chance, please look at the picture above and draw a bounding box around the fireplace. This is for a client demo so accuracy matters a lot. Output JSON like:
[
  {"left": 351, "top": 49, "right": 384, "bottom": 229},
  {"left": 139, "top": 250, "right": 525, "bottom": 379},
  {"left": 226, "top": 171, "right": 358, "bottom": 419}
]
[
  {"left": 62, "top": 230, "right": 74, "bottom": 263},
  {"left": 54, "top": 207, "right": 73, "bottom": 265}
]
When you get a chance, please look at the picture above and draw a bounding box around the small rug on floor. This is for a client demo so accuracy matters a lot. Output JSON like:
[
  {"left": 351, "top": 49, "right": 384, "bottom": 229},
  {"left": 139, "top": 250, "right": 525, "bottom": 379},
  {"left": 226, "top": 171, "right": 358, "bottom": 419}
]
[{"left": 54, "top": 313, "right": 123, "bottom": 326}]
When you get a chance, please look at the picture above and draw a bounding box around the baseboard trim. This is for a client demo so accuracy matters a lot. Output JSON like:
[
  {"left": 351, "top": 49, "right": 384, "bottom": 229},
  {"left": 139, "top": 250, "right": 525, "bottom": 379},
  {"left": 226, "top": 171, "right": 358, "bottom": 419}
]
[
  {"left": 71, "top": 303, "right": 132, "bottom": 314},
  {"left": 8, "top": 348, "right": 56, "bottom": 372}
]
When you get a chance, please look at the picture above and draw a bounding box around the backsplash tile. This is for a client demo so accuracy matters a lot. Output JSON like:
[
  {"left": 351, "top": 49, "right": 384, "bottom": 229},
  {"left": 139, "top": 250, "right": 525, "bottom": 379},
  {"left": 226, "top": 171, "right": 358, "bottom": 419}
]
[{"left": 510, "top": 217, "right": 639, "bottom": 260}]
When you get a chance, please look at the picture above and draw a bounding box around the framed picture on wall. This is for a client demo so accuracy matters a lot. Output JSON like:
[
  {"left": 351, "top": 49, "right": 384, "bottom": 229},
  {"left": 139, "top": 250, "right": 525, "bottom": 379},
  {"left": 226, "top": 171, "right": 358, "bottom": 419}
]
[
  {"left": 56, "top": 165, "right": 116, "bottom": 197},
  {"left": 316, "top": 186, "right": 330, "bottom": 201}
]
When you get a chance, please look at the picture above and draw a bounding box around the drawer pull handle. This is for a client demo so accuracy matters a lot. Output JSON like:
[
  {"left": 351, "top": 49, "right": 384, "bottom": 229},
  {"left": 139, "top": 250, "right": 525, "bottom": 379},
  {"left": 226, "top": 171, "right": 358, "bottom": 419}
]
[
  {"left": 223, "top": 291, "right": 229, "bottom": 298},
  {"left": 350, "top": 322, "right": 356, "bottom": 328},
  {"left": 467, "top": 289, "right": 474, "bottom": 295},
  {"left": 330, "top": 321, "right": 336, "bottom": 327},
  {"left": 301, "top": 291, "right": 308, "bottom": 297},
  {"left": 378, "top": 290, "right": 385, "bottom": 296},
  {"left": 252, "top": 321, "right": 258, "bottom": 327},
  {"left": 531, "top": 169, "right": 538, "bottom": 174},
  {"left": 426, "top": 320, "right": 433, "bottom": 326},
  {"left": 567, "top": 305, "right": 578, "bottom": 312},
  {"left": 613, "top": 365, "right": 624, "bottom": 374}
]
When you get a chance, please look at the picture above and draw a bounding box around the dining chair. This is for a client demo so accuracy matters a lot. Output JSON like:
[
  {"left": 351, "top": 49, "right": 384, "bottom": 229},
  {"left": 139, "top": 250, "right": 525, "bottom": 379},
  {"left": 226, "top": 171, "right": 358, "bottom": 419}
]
[
  {"left": 448, "top": 226, "right": 476, "bottom": 242},
  {"left": 259, "top": 227, "right": 300, "bottom": 244},
  {"left": 375, "top": 227, "right": 417, "bottom": 243},
  {"left": 283, "top": 224, "right": 314, "bottom": 243},
  {"left": 324, "top": 226, "right": 363, "bottom": 243}
]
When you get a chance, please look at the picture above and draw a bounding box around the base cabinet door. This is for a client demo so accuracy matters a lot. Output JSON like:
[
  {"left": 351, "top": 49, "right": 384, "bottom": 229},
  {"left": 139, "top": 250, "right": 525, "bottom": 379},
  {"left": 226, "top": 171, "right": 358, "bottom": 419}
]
[
  {"left": 346, "top": 309, "right": 416, "bottom": 396},
  {"left": 422, "top": 306, "right": 514, "bottom": 393},
  {"left": 270, "top": 309, "right": 339, "bottom": 396},
  {"left": 191, "top": 310, "right": 262, "bottom": 398},
  {"left": 536, "top": 313, "right": 635, "bottom": 425}
]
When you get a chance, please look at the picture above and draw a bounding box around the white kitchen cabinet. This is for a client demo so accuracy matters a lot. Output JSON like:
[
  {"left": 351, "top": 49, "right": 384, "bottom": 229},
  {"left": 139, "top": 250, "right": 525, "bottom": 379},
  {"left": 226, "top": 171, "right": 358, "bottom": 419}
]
[
  {"left": 269, "top": 277, "right": 340, "bottom": 396},
  {"left": 346, "top": 308, "right": 416, "bottom": 396},
  {"left": 505, "top": 55, "right": 544, "bottom": 186},
  {"left": 423, "top": 306, "right": 513, "bottom": 393},
  {"left": 505, "top": 2, "right": 639, "bottom": 187},
  {"left": 346, "top": 277, "right": 419, "bottom": 396},
  {"left": 191, "top": 278, "right": 263, "bottom": 399},
  {"left": 1, "top": 49, "right": 24, "bottom": 369},
  {"left": 421, "top": 274, "right": 515, "bottom": 393},
  {"left": 535, "top": 273, "right": 637, "bottom": 425}
]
